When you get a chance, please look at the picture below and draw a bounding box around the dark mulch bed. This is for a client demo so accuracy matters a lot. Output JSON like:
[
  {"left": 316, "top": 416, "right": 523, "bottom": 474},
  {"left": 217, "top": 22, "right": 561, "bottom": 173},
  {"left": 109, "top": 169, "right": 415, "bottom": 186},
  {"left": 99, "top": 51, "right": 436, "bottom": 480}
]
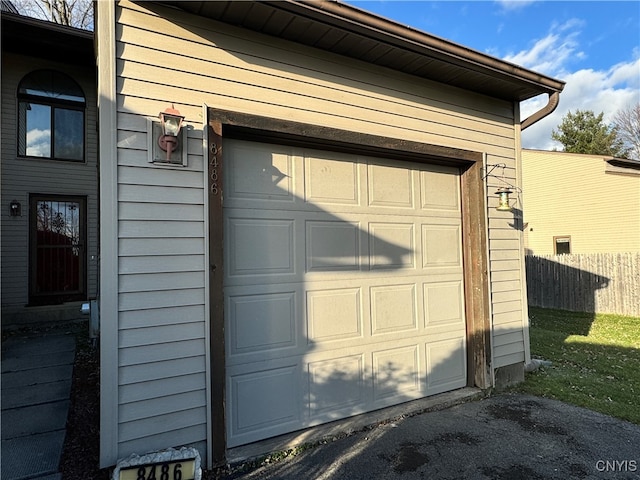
[{"left": 60, "top": 326, "right": 112, "bottom": 480}]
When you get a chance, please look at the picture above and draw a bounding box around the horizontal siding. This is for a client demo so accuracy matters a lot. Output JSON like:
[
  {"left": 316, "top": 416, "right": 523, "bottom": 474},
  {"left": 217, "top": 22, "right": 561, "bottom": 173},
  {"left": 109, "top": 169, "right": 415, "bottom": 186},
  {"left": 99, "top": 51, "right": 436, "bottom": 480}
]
[
  {"left": 1, "top": 53, "right": 98, "bottom": 309},
  {"left": 119, "top": 239, "right": 205, "bottom": 257},
  {"left": 109, "top": 0, "right": 528, "bottom": 461},
  {"left": 119, "top": 373, "right": 206, "bottom": 404},
  {"left": 119, "top": 272, "right": 205, "bottom": 292},
  {"left": 118, "top": 426, "right": 207, "bottom": 462},
  {"left": 119, "top": 305, "right": 207, "bottom": 329},
  {"left": 119, "top": 288, "right": 205, "bottom": 311},
  {"left": 120, "top": 391, "right": 206, "bottom": 423},
  {"left": 494, "top": 351, "right": 526, "bottom": 368},
  {"left": 119, "top": 407, "right": 207, "bottom": 442},
  {"left": 120, "top": 356, "right": 206, "bottom": 385},
  {"left": 119, "top": 255, "right": 206, "bottom": 273},
  {"left": 522, "top": 150, "right": 640, "bottom": 254},
  {"left": 119, "top": 322, "right": 205, "bottom": 348},
  {"left": 119, "top": 340, "right": 206, "bottom": 370}
]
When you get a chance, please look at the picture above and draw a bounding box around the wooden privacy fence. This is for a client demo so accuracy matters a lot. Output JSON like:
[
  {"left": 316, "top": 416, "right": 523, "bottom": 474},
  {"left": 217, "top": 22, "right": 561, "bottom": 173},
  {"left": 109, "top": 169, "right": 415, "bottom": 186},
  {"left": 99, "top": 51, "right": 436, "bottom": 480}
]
[{"left": 525, "top": 253, "right": 640, "bottom": 317}]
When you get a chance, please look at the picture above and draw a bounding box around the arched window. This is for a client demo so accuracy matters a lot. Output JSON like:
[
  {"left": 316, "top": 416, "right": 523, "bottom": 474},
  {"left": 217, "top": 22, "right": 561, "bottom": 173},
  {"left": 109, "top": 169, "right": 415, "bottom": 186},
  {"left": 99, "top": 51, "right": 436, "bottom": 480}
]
[{"left": 17, "top": 70, "right": 86, "bottom": 161}]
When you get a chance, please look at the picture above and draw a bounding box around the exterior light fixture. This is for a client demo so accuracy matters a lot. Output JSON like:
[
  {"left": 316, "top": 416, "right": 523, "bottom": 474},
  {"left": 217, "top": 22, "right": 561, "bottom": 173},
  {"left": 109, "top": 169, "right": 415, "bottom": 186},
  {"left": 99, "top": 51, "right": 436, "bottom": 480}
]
[
  {"left": 9, "top": 200, "right": 21, "bottom": 217},
  {"left": 158, "top": 104, "right": 185, "bottom": 162},
  {"left": 495, "top": 187, "right": 513, "bottom": 211}
]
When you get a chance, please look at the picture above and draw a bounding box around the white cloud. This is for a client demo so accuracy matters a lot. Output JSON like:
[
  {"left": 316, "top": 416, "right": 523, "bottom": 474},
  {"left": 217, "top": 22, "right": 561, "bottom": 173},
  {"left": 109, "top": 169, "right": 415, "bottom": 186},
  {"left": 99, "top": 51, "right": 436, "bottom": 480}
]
[
  {"left": 506, "top": 21, "right": 640, "bottom": 150},
  {"left": 26, "top": 128, "right": 51, "bottom": 157},
  {"left": 503, "top": 19, "right": 586, "bottom": 76},
  {"left": 494, "top": 0, "right": 537, "bottom": 12},
  {"left": 521, "top": 61, "right": 640, "bottom": 150}
]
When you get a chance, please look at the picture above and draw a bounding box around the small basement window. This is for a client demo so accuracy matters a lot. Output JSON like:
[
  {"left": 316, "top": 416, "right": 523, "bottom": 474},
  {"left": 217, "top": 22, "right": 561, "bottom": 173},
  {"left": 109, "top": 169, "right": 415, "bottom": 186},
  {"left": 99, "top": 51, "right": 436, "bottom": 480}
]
[{"left": 554, "top": 236, "right": 571, "bottom": 255}]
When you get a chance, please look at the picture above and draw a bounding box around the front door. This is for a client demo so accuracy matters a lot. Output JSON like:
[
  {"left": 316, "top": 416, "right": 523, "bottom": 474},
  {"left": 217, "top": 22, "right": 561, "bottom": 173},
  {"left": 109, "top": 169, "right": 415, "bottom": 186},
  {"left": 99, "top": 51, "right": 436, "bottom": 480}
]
[{"left": 29, "top": 195, "right": 87, "bottom": 305}]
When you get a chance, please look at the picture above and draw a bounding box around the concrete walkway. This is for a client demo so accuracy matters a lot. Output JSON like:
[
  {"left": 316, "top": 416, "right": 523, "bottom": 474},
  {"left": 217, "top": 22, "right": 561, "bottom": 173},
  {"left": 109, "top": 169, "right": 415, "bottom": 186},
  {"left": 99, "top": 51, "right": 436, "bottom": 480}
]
[{"left": 1, "top": 333, "right": 76, "bottom": 480}]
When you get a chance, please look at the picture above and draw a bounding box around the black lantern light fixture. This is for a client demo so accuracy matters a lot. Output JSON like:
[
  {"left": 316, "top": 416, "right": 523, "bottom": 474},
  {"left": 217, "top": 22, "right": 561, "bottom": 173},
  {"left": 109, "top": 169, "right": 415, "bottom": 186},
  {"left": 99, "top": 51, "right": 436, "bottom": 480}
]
[
  {"left": 9, "top": 200, "right": 21, "bottom": 217},
  {"left": 158, "top": 104, "right": 185, "bottom": 162}
]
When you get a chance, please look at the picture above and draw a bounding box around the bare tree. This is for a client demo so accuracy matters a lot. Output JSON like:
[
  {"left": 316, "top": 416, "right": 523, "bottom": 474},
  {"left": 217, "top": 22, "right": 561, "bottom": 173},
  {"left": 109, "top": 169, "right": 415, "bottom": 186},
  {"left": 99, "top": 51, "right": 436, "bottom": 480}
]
[
  {"left": 14, "top": 0, "right": 93, "bottom": 30},
  {"left": 613, "top": 103, "right": 640, "bottom": 160}
]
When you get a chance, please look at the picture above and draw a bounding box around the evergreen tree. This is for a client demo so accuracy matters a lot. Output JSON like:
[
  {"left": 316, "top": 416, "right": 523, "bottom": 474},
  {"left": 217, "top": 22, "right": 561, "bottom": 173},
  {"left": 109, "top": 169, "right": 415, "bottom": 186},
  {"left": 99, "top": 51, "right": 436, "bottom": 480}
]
[{"left": 551, "top": 109, "right": 628, "bottom": 157}]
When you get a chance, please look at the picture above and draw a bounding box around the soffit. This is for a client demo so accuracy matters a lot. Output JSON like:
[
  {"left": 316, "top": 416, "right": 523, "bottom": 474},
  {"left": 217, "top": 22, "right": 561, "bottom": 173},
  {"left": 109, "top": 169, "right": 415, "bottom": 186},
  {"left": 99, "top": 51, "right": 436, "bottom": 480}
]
[{"left": 159, "top": 0, "right": 564, "bottom": 102}]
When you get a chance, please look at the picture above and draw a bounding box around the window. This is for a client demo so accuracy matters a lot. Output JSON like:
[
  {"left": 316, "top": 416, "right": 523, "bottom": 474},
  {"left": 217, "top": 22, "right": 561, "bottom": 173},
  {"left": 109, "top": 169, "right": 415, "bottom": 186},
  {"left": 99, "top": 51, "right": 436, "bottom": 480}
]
[
  {"left": 554, "top": 236, "right": 571, "bottom": 255},
  {"left": 17, "top": 70, "right": 85, "bottom": 161}
]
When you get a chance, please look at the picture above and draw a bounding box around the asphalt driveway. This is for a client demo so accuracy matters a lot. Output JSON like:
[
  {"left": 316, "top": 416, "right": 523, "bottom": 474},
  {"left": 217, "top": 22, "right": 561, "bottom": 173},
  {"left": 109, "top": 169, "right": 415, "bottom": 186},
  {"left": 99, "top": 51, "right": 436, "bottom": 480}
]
[{"left": 227, "top": 393, "right": 640, "bottom": 479}]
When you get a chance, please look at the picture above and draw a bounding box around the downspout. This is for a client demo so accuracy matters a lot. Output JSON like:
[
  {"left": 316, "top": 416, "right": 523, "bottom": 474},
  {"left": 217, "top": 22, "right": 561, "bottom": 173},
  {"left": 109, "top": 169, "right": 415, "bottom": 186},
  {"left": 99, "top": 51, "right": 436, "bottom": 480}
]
[
  {"left": 518, "top": 91, "right": 561, "bottom": 369},
  {"left": 520, "top": 91, "right": 561, "bottom": 130}
]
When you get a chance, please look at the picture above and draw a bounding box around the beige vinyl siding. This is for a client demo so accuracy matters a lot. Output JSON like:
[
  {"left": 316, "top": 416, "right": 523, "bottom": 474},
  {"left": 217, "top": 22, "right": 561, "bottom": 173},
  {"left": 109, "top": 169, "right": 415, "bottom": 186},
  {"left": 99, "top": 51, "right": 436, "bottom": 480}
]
[
  {"left": 107, "top": 0, "right": 529, "bottom": 462},
  {"left": 522, "top": 150, "right": 640, "bottom": 254},
  {"left": 1, "top": 52, "right": 98, "bottom": 311},
  {"left": 113, "top": 104, "right": 209, "bottom": 458}
]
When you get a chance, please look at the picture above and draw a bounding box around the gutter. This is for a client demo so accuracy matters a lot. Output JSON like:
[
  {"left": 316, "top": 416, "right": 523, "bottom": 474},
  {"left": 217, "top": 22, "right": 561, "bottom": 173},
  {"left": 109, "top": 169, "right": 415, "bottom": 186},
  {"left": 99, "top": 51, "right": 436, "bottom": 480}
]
[
  {"left": 520, "top": 91, "right": 561, "bottom": 131},
  {"left": 293, "top": 0, "right": 565, "bottom": 97},
  {"left": 298, "top": 0, "right": 564, "bottom": 130}
]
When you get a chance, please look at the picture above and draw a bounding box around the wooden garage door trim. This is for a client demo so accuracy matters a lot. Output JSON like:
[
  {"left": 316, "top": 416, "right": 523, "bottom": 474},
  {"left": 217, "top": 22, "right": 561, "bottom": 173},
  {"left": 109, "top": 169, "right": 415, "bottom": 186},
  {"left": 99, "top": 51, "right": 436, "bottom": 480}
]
[{"left": 206, "top": 107, "right": 490, "bottom": 463}]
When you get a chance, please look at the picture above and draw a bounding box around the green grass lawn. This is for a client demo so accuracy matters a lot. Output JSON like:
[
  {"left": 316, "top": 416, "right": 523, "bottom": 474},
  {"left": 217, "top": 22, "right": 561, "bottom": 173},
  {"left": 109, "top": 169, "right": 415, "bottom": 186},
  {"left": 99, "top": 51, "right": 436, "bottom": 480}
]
[{"left": 514, "top": 307, "right": 640, "bottom": 425}]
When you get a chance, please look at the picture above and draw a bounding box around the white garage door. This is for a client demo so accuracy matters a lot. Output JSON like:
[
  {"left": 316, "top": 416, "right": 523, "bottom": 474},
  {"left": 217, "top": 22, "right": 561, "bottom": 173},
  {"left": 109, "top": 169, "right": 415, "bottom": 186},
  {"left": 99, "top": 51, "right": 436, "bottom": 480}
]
[{"left": 223, "top": 139, "right": 467, "bottom": 447}]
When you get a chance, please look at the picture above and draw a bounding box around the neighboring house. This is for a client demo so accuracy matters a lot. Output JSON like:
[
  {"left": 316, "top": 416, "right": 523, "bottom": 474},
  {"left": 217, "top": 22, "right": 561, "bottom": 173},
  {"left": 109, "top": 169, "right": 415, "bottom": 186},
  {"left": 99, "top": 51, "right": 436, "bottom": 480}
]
[
  {"left": 1, "top": 11, "right": 98, "bottom": 324},
  {"left": 522, "top": 149, "right": 640, "bottom": 255},
  {"left": 96, "top": 0, "right": 564, "bottom": 468}
]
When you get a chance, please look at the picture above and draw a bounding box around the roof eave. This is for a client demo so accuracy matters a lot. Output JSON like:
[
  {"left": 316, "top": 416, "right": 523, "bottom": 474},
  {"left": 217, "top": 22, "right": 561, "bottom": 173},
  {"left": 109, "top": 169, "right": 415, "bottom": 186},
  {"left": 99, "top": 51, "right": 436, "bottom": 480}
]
[{"left": 158, "top": 0, "right": 564, "bottom": 102}]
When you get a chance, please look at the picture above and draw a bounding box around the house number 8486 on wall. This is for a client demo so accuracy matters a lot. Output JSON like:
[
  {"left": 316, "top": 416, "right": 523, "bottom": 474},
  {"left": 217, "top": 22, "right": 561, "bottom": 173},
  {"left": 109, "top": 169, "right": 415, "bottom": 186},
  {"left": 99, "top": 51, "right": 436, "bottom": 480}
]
[{"left": 118, "top": 460, "right": 196, "bottom": 480}]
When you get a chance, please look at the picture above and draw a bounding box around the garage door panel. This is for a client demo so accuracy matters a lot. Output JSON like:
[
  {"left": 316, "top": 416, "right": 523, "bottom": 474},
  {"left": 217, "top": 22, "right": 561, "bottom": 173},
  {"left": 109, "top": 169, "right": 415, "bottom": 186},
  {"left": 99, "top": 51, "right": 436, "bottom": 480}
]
[
  {"left": 306, "top": 220, "right": 362, "bottom": 272},
  {"left": 368, "top": 163, "right": 415, "bottom": 209},
  {"left": 226, "top": 142, "right": 296, "bottom": 203},
  {"left": 226, "top": 217, "right": 295, "bottom": 276},
  {"left": 424, "top": 281, "right": 465, "bottom": 327},
  {"left": 372, "top": 344, "right": 423, "bottom": 402},
  {"left": 422, "top": 225, "right": 462, "bottom": 267},
  {"left": 420, "top": 166, "right": 461, "bottom": 211},
  {"left": 223, "top": 139, "right": 466, "bottom": 447},
  {"left": 370, "top": 284, "right": 418, "bottom": 335},
  {"left": 426, "top": 337, "right": 467, "bottom": 394},
  {"left": 304, "top": 154, "right": 361, "bottom": 206},
  {"left": 307, "top": 287, "right": 363, "bottom": 343},
  {"left": 228, "top": 363, "right": 302, "bottom": 447},
  {"left": 228, "top": 291, "right": 297, "bottom": 356},
  {"left": 369, "top": 222, "right": 415, "bottom": 269},
  {"left": 308, "top": 354, "right": 367, "bottom": 419}
]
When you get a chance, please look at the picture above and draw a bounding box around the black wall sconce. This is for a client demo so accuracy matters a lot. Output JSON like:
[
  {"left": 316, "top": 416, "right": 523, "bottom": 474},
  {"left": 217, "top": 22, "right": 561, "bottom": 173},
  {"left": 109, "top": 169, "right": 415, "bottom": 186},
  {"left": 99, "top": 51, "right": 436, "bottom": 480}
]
[{"left": 9, "top": 200, "right": 21, "bottom": 217}]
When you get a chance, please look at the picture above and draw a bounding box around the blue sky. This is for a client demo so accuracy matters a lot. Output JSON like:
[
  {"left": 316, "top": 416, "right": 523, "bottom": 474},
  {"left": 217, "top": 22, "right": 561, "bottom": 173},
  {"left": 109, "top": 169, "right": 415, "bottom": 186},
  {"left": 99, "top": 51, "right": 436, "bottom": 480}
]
[{"left": 346, "top": 1, "right": 640, "bottom": 150}]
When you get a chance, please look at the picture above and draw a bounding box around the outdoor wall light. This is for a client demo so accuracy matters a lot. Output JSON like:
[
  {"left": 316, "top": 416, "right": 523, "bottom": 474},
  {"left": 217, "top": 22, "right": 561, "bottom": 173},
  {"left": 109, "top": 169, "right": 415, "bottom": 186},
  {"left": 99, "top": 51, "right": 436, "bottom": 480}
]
[
  {"left": 158, "top": 104, "right": 185, "bottom": 162},
  {"left": 495, "top": 187, "right": 513, "bottom": 211},
  {"left": 9, "top": 200, "right": 21, "bottom": 217}
]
